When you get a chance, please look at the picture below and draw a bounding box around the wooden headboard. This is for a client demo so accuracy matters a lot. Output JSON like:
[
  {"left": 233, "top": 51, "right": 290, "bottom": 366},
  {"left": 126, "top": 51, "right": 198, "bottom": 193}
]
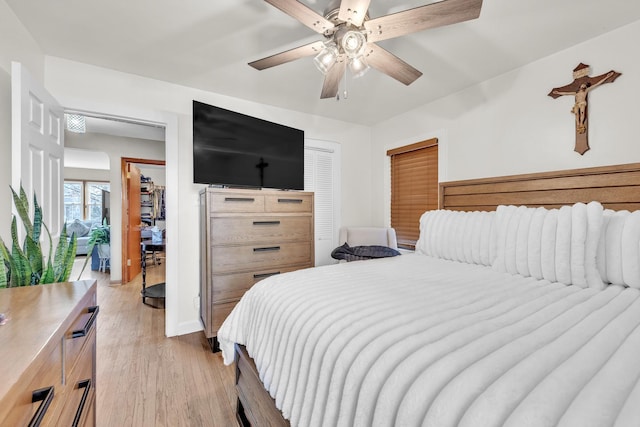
[{"left": 440, "top": 163, "right": 640, "bottom": 212}]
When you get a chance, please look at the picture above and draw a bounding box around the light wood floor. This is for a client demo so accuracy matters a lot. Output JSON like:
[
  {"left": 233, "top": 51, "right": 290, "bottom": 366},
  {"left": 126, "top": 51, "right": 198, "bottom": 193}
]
[{"left": 72, "top": 258, "right": 237, "bottom": 426}]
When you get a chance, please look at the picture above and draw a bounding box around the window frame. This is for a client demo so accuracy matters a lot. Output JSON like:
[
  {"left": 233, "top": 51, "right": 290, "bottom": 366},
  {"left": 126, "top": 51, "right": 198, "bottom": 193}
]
[{"left": 64, "top": 180, "right": 110, "bottom": 223}]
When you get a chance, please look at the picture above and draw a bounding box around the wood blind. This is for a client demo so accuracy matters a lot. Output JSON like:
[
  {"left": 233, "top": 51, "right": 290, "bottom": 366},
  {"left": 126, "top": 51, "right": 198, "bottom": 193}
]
[{"left": 387, "top": 139, "right": 438, "bottom": 249}]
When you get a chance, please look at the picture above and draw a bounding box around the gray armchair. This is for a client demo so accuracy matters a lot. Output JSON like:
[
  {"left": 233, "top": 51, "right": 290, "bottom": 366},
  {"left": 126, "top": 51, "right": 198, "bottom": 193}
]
[{"left": 338, "top": 227, "right": 398, "bottom": 250}]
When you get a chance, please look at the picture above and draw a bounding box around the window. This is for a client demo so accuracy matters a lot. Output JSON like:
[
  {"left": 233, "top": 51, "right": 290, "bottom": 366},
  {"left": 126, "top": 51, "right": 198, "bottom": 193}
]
[
  {"left": 387, "top": 138, "right": 438, "bottom": 250},
  {"left": 64, "top": 181, "right": 110, "bottom": 223}
]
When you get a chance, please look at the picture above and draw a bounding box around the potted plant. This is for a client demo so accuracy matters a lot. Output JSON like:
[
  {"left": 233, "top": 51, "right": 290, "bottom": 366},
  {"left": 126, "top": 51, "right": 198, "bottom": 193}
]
[
  {"left": 0, "top": 185, "right": 77, "bottom": 288},
  {"left": 80, "top": 218, "right": 110, "bottom": 274}
]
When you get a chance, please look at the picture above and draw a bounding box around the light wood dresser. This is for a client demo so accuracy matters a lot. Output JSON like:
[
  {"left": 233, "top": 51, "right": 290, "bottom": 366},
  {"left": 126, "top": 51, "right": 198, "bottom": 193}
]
[
  {"left": 199, "top": 188, "right": 314, "bottom": 351},
  {"left": 0, "top": 280, "right": 98, "bottom": 426}
]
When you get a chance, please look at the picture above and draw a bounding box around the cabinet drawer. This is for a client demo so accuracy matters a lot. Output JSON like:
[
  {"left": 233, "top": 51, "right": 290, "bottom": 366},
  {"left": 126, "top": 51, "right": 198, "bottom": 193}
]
[
  {"left": 265, "top": 194, "right": 312, "bottom": 213},
  {"left": 57, "top": 328, "right": 95, "bottom": 427},
  {"left": 2, "top": 342, "right": 63, "bottom": 427},
  {"left": 212, "top": 265, "right": 308, "bottom": 303},
  {"left": 65, "top": 305, "right": 98, "bottom": 378},
  {"left": 210, "top": 193, "right": 265, "bottom": 213},
  {"left": 210, "top": 216, "right": 312, "bottom": 245},
  {"left": 211, "top": 242, "right": 312, "bottom": 273},
  {"left": 212, "top": 301, "right": 237, "bottom": 332}
]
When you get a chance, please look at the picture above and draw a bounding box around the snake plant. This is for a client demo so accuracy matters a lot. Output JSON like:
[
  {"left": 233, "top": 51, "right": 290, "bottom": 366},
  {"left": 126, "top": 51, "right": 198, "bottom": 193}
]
[{"left": 0, "top": 185, "right": 77, "bottom": 288}]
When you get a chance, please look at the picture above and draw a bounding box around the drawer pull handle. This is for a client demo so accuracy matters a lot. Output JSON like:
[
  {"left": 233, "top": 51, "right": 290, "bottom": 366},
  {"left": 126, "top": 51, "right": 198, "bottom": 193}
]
[
  {"left": 253, "top": 272, "right": 281, "bottom": 279},
  {"left": 72, "top": 305, "right": 99, "bottom": 339},
  {"left": 253, "top": 246, "right": 281, "bottom": 253},
  {"left": 277, "top": 198, "right": 303, "bottom": 204},
  {"left": 253, "top": 221, "right": 281, "bottom": 226},
  {"left": 72, "top": 379, "right": 92, "bottom": 427},
  {"left": 225, "top": 197, "right": 255, "bottom": 202},
  {"left": 29, "top": 386, "right": 55, "bottom": 427}
]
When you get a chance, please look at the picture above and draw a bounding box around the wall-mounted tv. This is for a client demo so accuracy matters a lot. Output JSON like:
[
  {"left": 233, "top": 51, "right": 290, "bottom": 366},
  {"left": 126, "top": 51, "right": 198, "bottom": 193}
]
[{"left": 193, "top": 101, "right": 304, "bottom": 190}]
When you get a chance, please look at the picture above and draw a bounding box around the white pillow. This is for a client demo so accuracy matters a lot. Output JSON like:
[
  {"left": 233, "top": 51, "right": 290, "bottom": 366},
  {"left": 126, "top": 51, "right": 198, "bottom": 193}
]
[
  {"left": 417, "top": 209, "right": 496, "bottom": 266},
  {"left": 597, "top": 209, "right": 640, "bottom": 289},
  {"left": 492, "top": 202, "right": 604, "bottom": 288}
]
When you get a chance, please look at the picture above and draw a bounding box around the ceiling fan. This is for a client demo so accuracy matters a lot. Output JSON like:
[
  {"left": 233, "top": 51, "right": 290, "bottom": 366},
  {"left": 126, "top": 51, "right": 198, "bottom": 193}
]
[{"left": 249, "top": 0, "right": 483, "bottom": 99}]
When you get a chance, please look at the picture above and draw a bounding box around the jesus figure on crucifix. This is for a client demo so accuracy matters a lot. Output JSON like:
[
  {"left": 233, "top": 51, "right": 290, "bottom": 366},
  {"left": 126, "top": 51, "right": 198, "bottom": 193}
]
[
  {"left": 548, "top": 63, "right": 621, "bottom": 155},
  {"left": 552, "top": 71, "right": 615, "bottom": 134}
]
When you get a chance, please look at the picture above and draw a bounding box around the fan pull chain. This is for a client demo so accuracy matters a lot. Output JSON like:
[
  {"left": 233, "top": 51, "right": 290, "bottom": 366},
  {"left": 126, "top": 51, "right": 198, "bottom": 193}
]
[{"left": 343, "top": 66, "right": 349, "bottom": 99}]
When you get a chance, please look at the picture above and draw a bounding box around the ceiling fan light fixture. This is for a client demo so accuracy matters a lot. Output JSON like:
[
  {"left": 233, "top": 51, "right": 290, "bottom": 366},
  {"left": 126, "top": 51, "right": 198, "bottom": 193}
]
[
  {"left": 313, "top": 43, "right": 339, "bottom": 74},
  {"left": 341, "top": 30, "right": 366, "bottom": 58},
  {"left": 349, "top": 56, "right": 370, "bottom": 78}
]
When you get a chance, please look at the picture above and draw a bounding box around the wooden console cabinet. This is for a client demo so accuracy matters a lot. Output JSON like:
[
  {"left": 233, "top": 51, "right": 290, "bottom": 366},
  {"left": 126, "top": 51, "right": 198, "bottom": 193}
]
[
  {"left": 199, "top": 188, "right": 314, "bottom": 351},
  {"left": 0, "top": 280, "right": 98, "bottom": 426}
]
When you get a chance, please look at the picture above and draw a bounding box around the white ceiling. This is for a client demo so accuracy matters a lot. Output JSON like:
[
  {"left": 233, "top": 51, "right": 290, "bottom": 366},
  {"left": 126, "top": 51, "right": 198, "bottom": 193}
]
[{"left": 8, "top": 0, "right": 640, "bottom": 126}]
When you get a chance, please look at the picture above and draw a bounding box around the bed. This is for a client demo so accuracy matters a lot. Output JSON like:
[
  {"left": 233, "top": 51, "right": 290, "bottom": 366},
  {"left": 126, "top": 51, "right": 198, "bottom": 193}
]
[{"left": 218, "top": 163, "right": 640, "bottom": 427}]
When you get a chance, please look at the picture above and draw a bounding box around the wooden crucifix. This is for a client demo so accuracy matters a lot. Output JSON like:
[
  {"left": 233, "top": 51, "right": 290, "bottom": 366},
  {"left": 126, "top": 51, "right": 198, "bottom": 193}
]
[{"left": 548, "top": 63, "right": 621, "bottom": 155}]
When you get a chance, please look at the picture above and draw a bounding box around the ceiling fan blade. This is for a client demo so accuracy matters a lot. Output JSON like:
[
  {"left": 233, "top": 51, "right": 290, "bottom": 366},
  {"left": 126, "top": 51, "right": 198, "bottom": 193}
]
[
  {"left": 365, "top": 43, "right": 422, "bottom": 85},
  {"left": 249, "top": 40, "right": 326, "bottom": 70},
  {"left": 338, "top": 0, "right": 372, "bottom": 27},
  {"left": 265, "top": 0, "right": 335, "bottom": 34},
  {"left": 321, "top": 56, "right": 347, "bottom": 99},
  {"left": 364, "top": 0, "right": 483, "bottom": 43}
]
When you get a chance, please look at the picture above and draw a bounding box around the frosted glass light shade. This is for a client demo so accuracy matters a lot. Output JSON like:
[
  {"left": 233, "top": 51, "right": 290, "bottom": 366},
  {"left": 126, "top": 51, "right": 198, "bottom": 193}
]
[
  {"left": 341, "top": 31, "right": 366, "bottom": 58},
  {"left": 313, "top": 44, "right": 339, "bottom": 74},
  {"left": 349, "top": 56, "right": 370, "bottom": 78},
  {"left": 65, "top": 114, "right": 86, "bottom": 133}
]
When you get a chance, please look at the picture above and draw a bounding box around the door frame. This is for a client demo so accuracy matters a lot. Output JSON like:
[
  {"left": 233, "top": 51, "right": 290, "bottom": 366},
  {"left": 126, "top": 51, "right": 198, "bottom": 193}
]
[
  {"left": 121, "top": 157, "right": 166, "bottom": 284},
  {"left": 60, "top": 100, "right": 179, "bottom": 337}
]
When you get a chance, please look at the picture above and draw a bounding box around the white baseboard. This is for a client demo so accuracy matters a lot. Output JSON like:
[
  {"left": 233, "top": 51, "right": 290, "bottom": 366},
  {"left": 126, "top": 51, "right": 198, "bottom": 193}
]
[{"left": 173, "top": 319, "right": 203, "bottom": 337}]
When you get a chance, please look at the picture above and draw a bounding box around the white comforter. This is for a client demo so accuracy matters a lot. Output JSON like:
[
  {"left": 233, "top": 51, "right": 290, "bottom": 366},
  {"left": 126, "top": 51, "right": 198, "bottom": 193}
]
[{"left": 218, "top": 254, "right": 640, "bottom": 427}]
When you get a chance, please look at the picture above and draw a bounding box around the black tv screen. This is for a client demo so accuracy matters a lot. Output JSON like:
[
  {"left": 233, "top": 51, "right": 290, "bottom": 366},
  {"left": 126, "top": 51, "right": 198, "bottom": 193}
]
[{"left": 193, "top": 101, "right": 305, "bottom": 190}]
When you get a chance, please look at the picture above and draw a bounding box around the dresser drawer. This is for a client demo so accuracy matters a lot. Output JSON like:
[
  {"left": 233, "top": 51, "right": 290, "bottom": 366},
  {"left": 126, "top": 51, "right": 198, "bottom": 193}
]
[
  {"left": 265, "top": 194, "right": 312, "bottom": 213},
  {"left": 210, "top": 193, "right": 265, "bottom": 213},
  {"left": 1, "top": 342, "right": 63, "bottom": 427},
  {"left": 211, "top": 242, "right": 312, "bottom": 273},
  {"left": 212, "top": 265, "right": 309, "bottom": 303},
  {"left": 212, "top": 301, "right": 237, "bottom": 332},
  {"left": 57, "top": 328, "right": 95, "bottom": 427},
  {"left": 210, "top": 216, "right": 312, "bottom": 245},
  {"left": 65, "top": 305, "right": 99, "bottom": 379}
]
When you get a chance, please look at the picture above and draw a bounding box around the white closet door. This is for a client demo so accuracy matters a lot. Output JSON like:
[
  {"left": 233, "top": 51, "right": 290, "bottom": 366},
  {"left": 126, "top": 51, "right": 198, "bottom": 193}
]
[{"left": 305, "top": 140, "right": 341, "bottom": 266}]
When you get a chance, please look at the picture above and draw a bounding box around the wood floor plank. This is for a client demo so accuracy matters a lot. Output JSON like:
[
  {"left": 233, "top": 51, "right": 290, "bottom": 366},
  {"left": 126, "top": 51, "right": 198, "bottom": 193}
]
[{"left": 73, "top": 258, "right": 237, "bottom": 426}]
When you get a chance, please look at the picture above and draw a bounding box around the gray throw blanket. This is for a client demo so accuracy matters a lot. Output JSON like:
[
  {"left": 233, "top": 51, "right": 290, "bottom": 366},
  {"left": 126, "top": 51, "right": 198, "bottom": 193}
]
[{"left": 331, "top": 243, "right": 401, "bottom": 262}]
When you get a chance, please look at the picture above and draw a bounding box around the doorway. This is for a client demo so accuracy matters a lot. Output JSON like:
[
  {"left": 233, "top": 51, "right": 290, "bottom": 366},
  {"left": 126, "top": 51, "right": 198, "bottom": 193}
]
[
  {"left": 121, "top": 157, "right": 166, "bottom": 284},
  {"left": 62, "top": 105, "right": 178, "bottom": 337}
]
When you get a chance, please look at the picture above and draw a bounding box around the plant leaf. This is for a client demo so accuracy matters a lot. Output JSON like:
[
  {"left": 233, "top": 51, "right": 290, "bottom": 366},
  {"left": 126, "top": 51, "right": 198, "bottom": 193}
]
[
  {"left": 10, "top": 185, "right": 33, "bottom": 237},
  {"left": 25, "top": 235, "right": 43, "bottom": 284},
  {"left": 0, "top": 246, "right": 7, "bottom": 288},
  {"left": 0, "top": 240, "right": 16, "bottom": 287},
  {"left": 41, "top": 259, "right": 55, "bottom": 284},
  {"left": 53, "top": 231, "right": 70, "bottom": 281},
  {"left": 77, "top": 240, "right": 96, "bottom": 280},
  {"left": 11, "top": 238, "right": 31, "bottom": 287},
  {"left": 32, "top": 194, "right": 42, "bottom": 243},
  {"left": 57, "top": 234, "right": 77, "bottom": 282},
  {"left": 42, "top": 222, "right": 54, "bottom": 268}
]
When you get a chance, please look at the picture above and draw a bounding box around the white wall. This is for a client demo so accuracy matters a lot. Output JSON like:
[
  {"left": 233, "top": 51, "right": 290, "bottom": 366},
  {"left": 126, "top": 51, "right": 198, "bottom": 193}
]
[
  {"left": 65, "top": 132, "right": 165, "bottom": 282},
  {"left": 64, "top": 167, "right": 110, "bottom": 182},
  {"left": 138, "top": 166, "right": 165, "bottom": 186},
  {"left": 371, "top": 19, "right": 640, "bottom": 226},
  {"left": 44, "top": 57, "right": 373, "bottom": 335},
  {"left": 0, "top": 0, "right": 45, "bottom": 242}
]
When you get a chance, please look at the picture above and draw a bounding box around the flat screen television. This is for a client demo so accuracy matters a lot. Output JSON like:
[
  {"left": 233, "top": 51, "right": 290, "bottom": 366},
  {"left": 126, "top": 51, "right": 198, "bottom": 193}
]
[{"left": 193, "top": 101, "right": 305, "bottom": 190}]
